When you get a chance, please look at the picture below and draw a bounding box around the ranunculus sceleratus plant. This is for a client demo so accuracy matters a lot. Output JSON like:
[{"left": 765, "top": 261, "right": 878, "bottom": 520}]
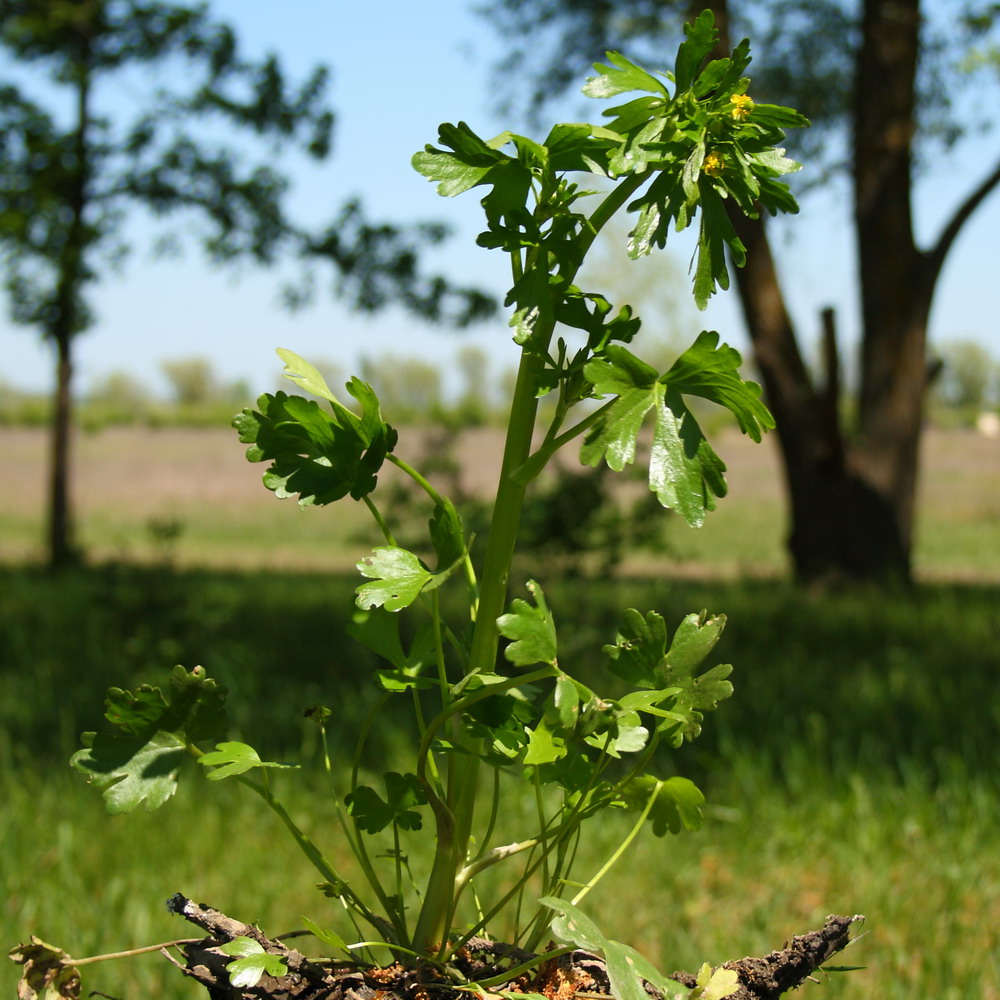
[{"left": 70, "top": 12, "right": 808, "bottom": 999}]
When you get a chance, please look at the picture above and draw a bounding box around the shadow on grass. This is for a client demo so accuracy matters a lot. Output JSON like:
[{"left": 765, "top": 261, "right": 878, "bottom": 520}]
[{"left": 2, "top": 563, "right": 996, "bottom": 792}]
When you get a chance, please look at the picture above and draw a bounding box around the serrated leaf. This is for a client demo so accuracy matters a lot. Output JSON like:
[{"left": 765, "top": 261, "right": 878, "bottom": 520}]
[
  {"left": 235, "top": 386, "right": 396, "bottom": 506},
  {"left": 220, "top": 937, "right": 287, "bottom": 989},
  {"left": 750, "top": 104, "right": 811, "bottom": 130},
  {"left": 497, "top": 580, "right": 557, "bottom": 667},
  {"left": 674, "top": 10, "right": 720, "bottom": 93},
  {"left": 693, "top": 186, "right": 739, "bottom": 309},
  {"left": 198, "top": 741, "right": 297, "bottom": 780},
  {"left": 618, "top": 774, "right": 706, "bottom": 836},
  {"left": 71, "top": 666, "right": 227, "bottom": 814},
  {"left": 219, "top": 937, "right": 266, "bottom": 959},
  {"left": 72, "top": 731, "right": 188, "bottom": 814},
  {"left": 347, "top": 610, "right": 435, "bottom": 691},
  {"left": 650, "top": 391, "right": 726, "bottom": 527},
  {"left": 463, "top": 686, "right": 534, "bottom": 761},
  {"left": 602, "top": 609, "right": 667, "bottom": 687},
  {"left": 584, "top": 714, "right": 649, "bottom": 757},
  {"left": 345, "top": 771, "right": 427, "bottom": 834},
  {"left": 750, "top": 146, "right": 802, "bottom": 177},
  {"left": 523, "top": 717, "right": 567, "bottom": 766},
  {"left": 412, "top": 121, "right": 508, "bottom": 196},
  {"left": 355, "top": 546, "right": 439, "bottom": 613},
  {"left": 9, "top": 937, "right": 80, "bottom": 1000}
]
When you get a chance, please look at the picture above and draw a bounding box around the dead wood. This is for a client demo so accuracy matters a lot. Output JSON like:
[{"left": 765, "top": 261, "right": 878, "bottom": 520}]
[
  {"left": 165, "top": 893, "right": 863, "bottom": 1000},
  {"left": 668, "top": 914, "right": 864, "bottom": 999}
]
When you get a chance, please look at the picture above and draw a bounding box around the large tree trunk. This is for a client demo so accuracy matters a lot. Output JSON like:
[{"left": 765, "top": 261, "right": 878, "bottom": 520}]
[
  {"left": 700, "top": 0, "right": 932, "bottom": 584},
  {"left": 850, "top": 0, "right": 926, "bottom": 581}
]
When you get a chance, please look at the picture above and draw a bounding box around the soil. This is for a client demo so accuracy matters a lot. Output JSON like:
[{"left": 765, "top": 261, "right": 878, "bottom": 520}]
[{"left": 162, "top": 894, "right": 863, "bottom": 1000}]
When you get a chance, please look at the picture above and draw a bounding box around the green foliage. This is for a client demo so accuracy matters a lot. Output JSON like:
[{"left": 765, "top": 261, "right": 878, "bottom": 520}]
[
  {"left": 496, "top": 581, "right": 558, "bottom": 666},
  {"left": 0, "top": 0, "right": 494, "bottom": 567},
  {"left": 219, "top": 937, "right": 287, "bottom": 989},
  {"left": 70, "top": 665, "right": 226, "bottom": 814},
  {"left": 346, "top": 772, "right": 428, "bottom": 834},
  {"left": 198, "top": 741, "right": 297, "bottom": 780},
  {"left": 542, "top": 896, "right": 738, "bottom": 1000},
  {"left": 48, "top": 12, "right": 843, "bottom": 1000}
]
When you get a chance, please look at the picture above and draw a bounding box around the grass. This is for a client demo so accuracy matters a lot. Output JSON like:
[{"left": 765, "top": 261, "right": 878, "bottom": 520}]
[{"left": 2, "top": 565, "right": 998, "bottom": 999}]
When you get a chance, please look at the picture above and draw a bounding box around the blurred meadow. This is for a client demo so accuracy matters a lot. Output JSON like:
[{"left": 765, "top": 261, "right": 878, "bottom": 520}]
[{"left": 2, "top": 420, "right": 998, "bottom": 1000}]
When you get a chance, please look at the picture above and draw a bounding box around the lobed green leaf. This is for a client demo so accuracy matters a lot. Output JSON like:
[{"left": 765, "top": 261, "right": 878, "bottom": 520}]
[
  {"left": 219, "top": 937, "right": 287, "bottom": 990},
  {"left": 198, "top": 740, "right": 297, "bottom": 780},
  {"left": 497, "top": 580, "right": 557, "bottom": 667},
  {"left": 345, "top": 771, "right": 427, "bottom": 834},
  {"left": 71, "top": 666, "right": 227, "bottom": 814},
  {"left": 604, "top": 610, "right": 732, "bottom": 746},
  {"left": 356, "top": 546, "right": 451, "bottom": 613},
  {"left": 584, "top": 51, "right": 669, "bottom": 100}
]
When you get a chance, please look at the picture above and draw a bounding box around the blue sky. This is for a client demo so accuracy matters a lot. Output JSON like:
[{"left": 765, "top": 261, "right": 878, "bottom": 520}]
[{"left": 3, "top": 0, "right": 999, "bottom": 399}]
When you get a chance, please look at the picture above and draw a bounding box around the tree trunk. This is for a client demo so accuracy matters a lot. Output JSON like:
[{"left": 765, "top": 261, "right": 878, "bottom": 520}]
[
  {"left": 45, "top": 36, "right": 92, "bottom": 570},
  {"left": 849, "top": 0, "right": 925, "bottom": 581},
  {"left": 47, "top": 332, "right": 78, "bottom": 569},
  {"left": 698, "top": 0, "right": 933, "bottom": 584}
]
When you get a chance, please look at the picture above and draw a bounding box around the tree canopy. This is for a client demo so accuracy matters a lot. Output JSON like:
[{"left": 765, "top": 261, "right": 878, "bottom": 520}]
[{"left": 0, "top": 0, "right": 493, "bottom": 566}]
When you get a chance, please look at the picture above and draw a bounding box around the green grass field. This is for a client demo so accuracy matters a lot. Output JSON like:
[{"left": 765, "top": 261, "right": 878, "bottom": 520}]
[{"left": 2, "top": 424, "right": 999, "bottom": 999}]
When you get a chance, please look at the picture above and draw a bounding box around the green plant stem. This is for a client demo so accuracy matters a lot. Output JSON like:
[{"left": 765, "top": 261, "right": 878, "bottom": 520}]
[
  {"left": 512, "top": 399, "right": 616, "bottom": 486},
  {"left": 347, "top": 692, "right": 409, "bottom": 943},
  {"left": 363, "top": 495, "right": 396, "bottom": 546},
  {"left": 387, "top": 452, "right": 478, "bottom": 606},
  {"left": 412, "top": 171, "right": 652, "bottom": 956},
  {"left": 570, "top": 779, "right": 663, "bottom": 907},
  {"left": 68, "top": 941, "right": 203, "bottom": 966},
  {"left": 411, "top": 660, "right": 557, "bottom": 954},
  {"left": 411, "top": 178, "right": 648, "bottom": 954}
]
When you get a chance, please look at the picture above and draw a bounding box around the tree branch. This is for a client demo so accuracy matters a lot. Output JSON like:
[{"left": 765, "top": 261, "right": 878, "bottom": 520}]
[
  {"left": 671, "top": 914, "right": 865, "bottom": 1000},
  {"left": 926, "top": 153, "right": 1000, "bottom": 287}
]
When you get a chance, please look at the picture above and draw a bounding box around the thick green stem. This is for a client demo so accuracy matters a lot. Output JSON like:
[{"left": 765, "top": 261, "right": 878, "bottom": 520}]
[
  {"left": 411, "top": 348, "right": 550, "bottom": 954},
  {"left": 411, "top": 172, "right": 650, "bottom": 956}
]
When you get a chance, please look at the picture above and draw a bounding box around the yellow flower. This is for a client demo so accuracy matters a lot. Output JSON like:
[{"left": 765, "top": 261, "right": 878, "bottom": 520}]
[
  {"left": 729, "top": 93, "right": 754, "bottom": 121},
  {"left": 703, "top": 150, "right": 725, "bottom": 176}
]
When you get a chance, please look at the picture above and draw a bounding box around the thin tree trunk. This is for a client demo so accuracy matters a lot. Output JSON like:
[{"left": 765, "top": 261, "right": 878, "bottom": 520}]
[
  {"left": 45, "top": 38, "right": 92, "bottom": 570},
  {"left": 47, "top": 332, "right": 77, "bottom": 568}
]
